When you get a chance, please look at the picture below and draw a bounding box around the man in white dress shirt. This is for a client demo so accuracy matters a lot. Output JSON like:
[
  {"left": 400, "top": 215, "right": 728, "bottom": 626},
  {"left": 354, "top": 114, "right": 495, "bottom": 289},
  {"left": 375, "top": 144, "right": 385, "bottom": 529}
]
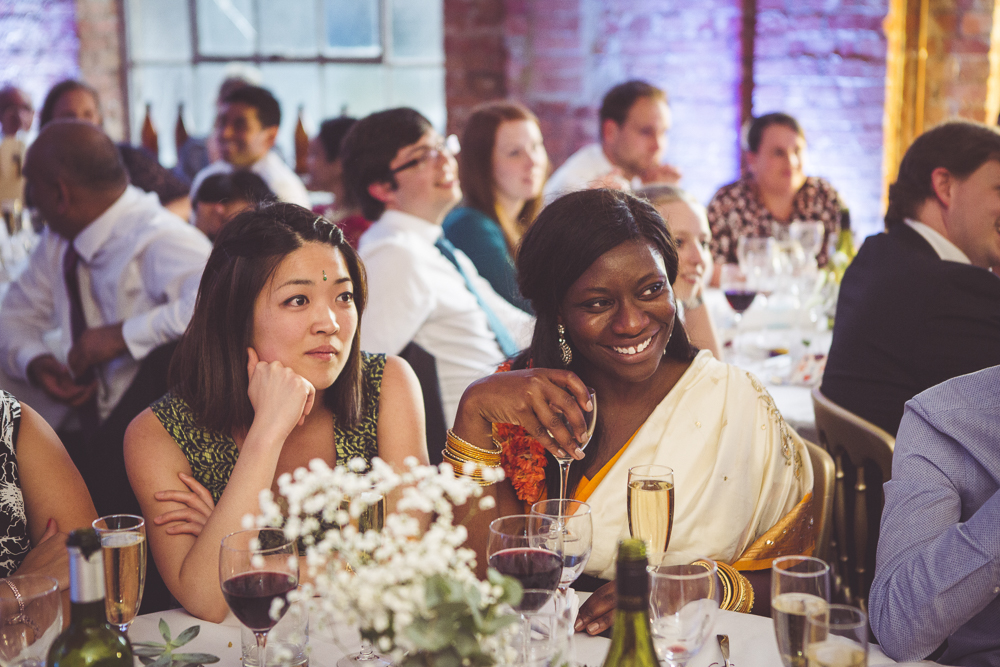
[
  {"left": 543, "top": 80, "right": 681, "bottom": 201},
  {"left": 341, "top": 108, "right": 533, "bottom": 428},
  {"left": 189, "top": 85, "right": 310, "bottom": 208},
  {"left": 0, "top": 120, "right": 211, "bottom": 429}
]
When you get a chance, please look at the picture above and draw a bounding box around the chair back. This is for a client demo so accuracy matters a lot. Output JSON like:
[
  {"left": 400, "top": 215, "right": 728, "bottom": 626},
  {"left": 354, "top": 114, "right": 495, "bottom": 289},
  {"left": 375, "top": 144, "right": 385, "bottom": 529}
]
[
  {"left": 811, "top": 387, "right": 895, "bottom": 612},
  {"left": 804, "top": 440, "right": 835, "bottom": 564},
  {"left": 398, "top": 342, "right": 447, "bottom": 465}
]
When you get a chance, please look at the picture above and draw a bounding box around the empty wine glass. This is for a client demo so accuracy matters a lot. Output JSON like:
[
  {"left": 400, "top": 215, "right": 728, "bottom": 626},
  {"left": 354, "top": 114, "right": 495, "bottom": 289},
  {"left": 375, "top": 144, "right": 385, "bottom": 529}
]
[
  {"left": 0, "top": 575, "right": 61, "bottom": 667},
  {"left": 220, "top": 529, "right": 298, "bottom": 667},
  {"left": 805, "top": 604, "right": 868, "bottom": 667},
  {"left": 772, "top": 555, "right": 831, "bottom": 667},
  {"left": 648, "top": 555, "right": 721, "bottom": 667},
  {"left": 529, "top": 500, "right": 592, "bottom": 593},
  {"left": 553, "top": 388, "right": 597, "bottom": 501}
]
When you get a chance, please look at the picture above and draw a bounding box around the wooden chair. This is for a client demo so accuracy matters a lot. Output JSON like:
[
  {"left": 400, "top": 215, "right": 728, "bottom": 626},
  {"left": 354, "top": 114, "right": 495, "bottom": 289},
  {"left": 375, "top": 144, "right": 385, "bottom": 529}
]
[
  {"left": 811, "top": 387, "right": 895, "bottom": 612},
  {"left": 804, "top": 440, "right": 835, "bottom": 565}
]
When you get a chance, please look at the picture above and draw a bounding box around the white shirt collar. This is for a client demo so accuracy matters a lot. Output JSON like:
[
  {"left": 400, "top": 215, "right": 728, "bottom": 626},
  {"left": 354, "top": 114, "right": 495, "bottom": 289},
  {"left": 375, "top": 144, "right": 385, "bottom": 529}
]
[
  {"left": 904, "top": 218, "right": 971, "bottom": 264},
  {"left": 376, "top": 209, "right": 443, "bottom": 244},
  {"left": 73, "top": 185, "right": 145, "bottom": 262}
]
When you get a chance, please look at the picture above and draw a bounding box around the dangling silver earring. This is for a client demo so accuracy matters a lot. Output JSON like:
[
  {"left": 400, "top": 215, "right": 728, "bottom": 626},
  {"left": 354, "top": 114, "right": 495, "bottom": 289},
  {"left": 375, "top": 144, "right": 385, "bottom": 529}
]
[{"left": 557, "top": 324, "right": 572, "bottom": 366}]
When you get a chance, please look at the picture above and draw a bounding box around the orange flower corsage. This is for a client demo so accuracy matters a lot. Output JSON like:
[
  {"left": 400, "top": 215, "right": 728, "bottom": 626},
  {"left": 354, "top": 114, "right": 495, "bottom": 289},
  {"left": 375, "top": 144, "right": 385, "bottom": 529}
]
[{"left": 493, "top": 360, "right": 549, "bottom": 503}]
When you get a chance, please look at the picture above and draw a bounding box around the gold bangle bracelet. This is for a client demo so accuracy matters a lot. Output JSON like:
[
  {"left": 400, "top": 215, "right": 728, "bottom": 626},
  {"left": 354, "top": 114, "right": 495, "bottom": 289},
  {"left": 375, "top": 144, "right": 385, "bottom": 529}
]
[
  {"left": 447, "top": 429, "right": 502, "bottom": 457},
  {"left": 443, "top": 441, "right": 501, "bottom": 467}
]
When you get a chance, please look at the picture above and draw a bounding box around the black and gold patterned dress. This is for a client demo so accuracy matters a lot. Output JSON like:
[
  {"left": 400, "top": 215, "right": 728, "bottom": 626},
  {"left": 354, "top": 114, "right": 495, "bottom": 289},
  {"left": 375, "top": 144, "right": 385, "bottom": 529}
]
[
  {"left": 0, "top": 391, "right": 31, "bottom": 576},
  {"left": 150, "top": 353, "right": 386, "bottom": 503}
]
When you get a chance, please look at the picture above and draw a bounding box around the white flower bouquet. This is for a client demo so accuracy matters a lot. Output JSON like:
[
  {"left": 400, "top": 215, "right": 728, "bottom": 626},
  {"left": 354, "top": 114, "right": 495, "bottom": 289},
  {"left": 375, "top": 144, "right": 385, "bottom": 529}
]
[{"left": 251, "top": 456, "right": 522, "bottom": 666}]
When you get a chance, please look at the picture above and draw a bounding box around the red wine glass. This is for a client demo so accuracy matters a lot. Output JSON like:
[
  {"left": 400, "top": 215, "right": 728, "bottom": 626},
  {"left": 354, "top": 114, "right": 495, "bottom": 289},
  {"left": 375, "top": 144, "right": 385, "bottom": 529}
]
[{"left": 220, "top": 528, "right": 298, "bottom": 667}]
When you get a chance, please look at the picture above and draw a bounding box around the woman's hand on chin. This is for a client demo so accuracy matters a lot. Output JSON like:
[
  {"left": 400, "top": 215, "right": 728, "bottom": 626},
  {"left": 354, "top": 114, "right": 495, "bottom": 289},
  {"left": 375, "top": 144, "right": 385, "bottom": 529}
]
[
  {"left": 246, "top": 347, "right": 316, "bottom": 441},
  {"left": 459, "top": 369, "right": 593, "bottom": 461}
]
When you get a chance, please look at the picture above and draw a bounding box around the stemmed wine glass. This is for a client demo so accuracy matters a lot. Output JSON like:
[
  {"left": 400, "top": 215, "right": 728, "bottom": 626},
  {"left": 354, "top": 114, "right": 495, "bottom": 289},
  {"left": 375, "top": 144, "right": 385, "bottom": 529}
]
[
  {"left": 553, "top": 388, "right": 597, "bottom": 501},
  {"left": 93, "top": 514, "right": 147, "bottom": 634},
  {"left": 804, "top": 604, "right": 868, "bottom": 667},
  {"left": 338, "top": 491, "right": 391, "bottom": 667},
  {"left": 487, "top": 515, "right": 563, "bottom": 663},
  {"left": 0, "top": 575, "right": 62, "bottom": 667},
  {"left": 771, "top": 555, "right": 831, "bottom": 667},
  {"left": 529, "top": 500, "right": 592, "bottom": 595},
  {"left": 627, "top": 465, "right": 674, "bottom": 558},
  {"left": 220, "top": 528, "right": 299, "bottom": 667},
  {"left": 648, "top": 555, "right": 722, "bottom": 667}
]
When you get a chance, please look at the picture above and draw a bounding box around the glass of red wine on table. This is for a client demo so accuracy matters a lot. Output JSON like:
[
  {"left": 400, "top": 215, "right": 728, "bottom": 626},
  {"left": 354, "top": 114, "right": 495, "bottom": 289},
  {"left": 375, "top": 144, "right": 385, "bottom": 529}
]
[
  {"left": 487, "top": 515, "right": 564, "bottom": 661},
  {"left": 220, "top": 528, "right": 298, "bottom": 667}
]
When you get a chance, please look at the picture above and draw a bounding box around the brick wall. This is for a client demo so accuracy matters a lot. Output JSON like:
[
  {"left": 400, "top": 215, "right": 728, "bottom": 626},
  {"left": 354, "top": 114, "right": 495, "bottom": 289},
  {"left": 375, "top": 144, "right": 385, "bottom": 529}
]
[
  {"left": 75, "top": 0, "right": 126, "bottom": 141},
  {"left": 0, "top": 0, "right": 80, "bottom": 128},
  {"left": 926, "top": 0, "right": 994, "bottom": 125},
  {"left": 444, "top": 0, "right": 508, "bottom": 136},
  {"left": 754, "top": 0, "right": 889, "bottom": 238}
]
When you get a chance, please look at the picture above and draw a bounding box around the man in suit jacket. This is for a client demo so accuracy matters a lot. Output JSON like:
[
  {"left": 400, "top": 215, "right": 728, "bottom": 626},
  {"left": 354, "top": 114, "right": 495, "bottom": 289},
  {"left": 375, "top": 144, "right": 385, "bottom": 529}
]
[{"left": 821, "top": 120, "right": 1000, "bottom": 436}]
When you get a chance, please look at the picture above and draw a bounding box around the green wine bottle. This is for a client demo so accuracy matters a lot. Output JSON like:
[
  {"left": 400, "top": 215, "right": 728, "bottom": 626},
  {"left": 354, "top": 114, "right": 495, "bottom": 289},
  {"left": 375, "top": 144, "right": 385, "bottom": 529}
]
[
  {"left": 600, "top": 538, "right": 659, "bottom": 667},
  {"left": 47, "top": 528, "right": 132, "bottom": 667}
]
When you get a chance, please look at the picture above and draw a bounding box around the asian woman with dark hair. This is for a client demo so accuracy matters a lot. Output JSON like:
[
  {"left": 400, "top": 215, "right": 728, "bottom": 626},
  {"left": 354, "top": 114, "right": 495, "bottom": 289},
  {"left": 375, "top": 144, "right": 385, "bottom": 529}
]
[{"left": 124, "top": 203, "right": 427, "bottom": 622}]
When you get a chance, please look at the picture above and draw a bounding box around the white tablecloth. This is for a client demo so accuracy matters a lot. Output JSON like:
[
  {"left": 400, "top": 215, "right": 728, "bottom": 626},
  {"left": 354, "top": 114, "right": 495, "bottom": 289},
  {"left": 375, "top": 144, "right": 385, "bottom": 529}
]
[{"left": 127, "top": 603, "right": 912, "bottom": 667}]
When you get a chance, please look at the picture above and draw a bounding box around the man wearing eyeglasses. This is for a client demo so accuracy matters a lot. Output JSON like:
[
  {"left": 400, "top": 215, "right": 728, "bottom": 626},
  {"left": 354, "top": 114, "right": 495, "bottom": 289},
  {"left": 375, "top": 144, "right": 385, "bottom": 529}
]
[{"left": 341, "top": 108, "right": 533, "bottom": 431}]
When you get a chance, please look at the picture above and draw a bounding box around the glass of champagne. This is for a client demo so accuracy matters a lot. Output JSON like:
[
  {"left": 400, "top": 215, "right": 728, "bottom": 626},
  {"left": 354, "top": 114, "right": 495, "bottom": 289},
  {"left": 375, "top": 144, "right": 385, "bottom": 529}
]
[
  {"left": 92, "top": 514, "right": 146, "bottom": 633},
  {"left": 772, "top": 555, "right": 831, "bottom": 667},
  {"left": 804, "top": 604, "right": 868, "bottom": 667},
  {"left": 553, "top": 388, "right": 597, "bottom": 501},
  {"left": 220, "top": 528, "right": 298, "bottom": 667},
  {"left": 627, "top": 465, "right": 674, "bottom": 558},
  {"left": 648, "top": 555, "right": 721, "bottom": 667},
  {"left": 529, "top": 500, "right": 592, "bottom": 593}
]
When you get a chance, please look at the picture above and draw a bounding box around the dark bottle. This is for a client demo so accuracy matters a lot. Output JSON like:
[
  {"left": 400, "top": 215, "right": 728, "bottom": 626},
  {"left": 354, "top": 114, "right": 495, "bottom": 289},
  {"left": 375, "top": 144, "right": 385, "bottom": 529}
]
[
  {"left": 600, "top": 538, "right": 659, "bottom": 667},
  {"left": 47, "top": 528, "right": 132, "bottom": 667},
  {"left": 294, "top": 105, "right": 309, "bottom": 175},
  {"left": 140, "top": 103, "right": 158, "bottom": 158},
  {"left": 174, "top": 103, "right": 189, "bottom": 154}
]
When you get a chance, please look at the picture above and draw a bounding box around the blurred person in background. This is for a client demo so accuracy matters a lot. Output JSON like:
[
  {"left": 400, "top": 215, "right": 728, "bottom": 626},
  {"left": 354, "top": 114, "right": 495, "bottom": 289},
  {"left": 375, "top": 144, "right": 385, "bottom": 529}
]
[
  {"left": 190, "top": 85, "right": 310, "bottom": 208},
  {"left": 40, "top": 79, "right": 191, "bottom": 220},
  {"left": 543, "top": 80, "right": 680, "bottom": 200},
  {"left": 639, "top": 184, "right": 721, "bottom": 358},
  {"left": 443, "top": 101, "right": 548, "bottom": 312},
  {"left": 0, "top": 86, "right": 33, "bottom": 204},
  {"left": 192, "top": 170, "right": 274, "bottom": 242},
  {"left": 308, "top": 116, "right": 370, "bottom": 248},
  {"left": 708, "top": 112, "right": 844, "bottom": 274}
]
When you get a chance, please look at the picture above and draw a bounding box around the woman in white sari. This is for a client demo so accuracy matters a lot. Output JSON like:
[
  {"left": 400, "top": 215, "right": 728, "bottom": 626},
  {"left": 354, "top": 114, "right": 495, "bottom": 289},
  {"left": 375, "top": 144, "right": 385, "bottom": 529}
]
[{"left": 453, "top": 188, "right": 812, "bottom": 633}]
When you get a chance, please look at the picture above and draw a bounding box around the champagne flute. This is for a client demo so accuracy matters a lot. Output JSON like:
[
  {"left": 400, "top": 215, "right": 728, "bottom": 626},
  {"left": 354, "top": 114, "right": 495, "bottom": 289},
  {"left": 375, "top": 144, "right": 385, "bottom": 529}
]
[
  {"left": 553, "top": 388, "right": 597, "bottom": 502},
  {"left": 627, "top": 465, "right": 675, "bottom": 557},
  {"left": 529, "top": 500, "right": 592, "bottom": 593},
  {"left": 92, "top": 514, "right": 146, "bottom": 633},
  {"left": 338, "top": 490, "right": 391, "bottom": 667},
  {"left": 648, "top": 555, "right": 722, "bottom": 667},
  {"left": 772, "top": 556, "right": 831, "bottom": 667},
  {"left": 805, "top": 604, "right": 868, "bottom": 667},
  {"left": 220, "top": 528, "right": 298, "bottom": 667}
]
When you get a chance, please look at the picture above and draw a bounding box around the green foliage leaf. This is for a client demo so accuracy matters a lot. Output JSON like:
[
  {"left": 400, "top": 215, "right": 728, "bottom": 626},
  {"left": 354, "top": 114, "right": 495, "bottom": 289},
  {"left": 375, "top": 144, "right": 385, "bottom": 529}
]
[
  {"left": 173, "top": 625, "right": 200, "bottom": 647},
  {"left": 132, "top": 644, "right": 167, "bottom": 657},
  {"left": 158, "top": 618, "right": 171, "bottom": 642},
  {"left": 148, "top": 653, "right": 173, "bottom": 667},
  {"left": 170, "top": 652, "right": 220, "bottom": 664}
]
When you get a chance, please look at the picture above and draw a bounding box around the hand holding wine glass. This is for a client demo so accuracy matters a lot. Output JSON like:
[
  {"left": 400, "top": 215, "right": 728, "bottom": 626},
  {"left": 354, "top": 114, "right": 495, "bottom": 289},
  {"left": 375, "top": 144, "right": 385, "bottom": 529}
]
[
  {"left": 220, "top": 528, "right": 298, "bottom": 667},
  {"left": 553, "top": 387, "right": 597, "bottom": 500},
  {"left": 771, "top": 555, "right": 831, "bottom": 667}
]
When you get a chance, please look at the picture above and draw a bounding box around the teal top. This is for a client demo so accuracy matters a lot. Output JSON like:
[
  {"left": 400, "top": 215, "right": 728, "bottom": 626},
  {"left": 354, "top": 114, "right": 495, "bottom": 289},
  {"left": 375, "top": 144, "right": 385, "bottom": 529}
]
[{"left": 443, "top": 206, "right": 532, "bottom": 313}]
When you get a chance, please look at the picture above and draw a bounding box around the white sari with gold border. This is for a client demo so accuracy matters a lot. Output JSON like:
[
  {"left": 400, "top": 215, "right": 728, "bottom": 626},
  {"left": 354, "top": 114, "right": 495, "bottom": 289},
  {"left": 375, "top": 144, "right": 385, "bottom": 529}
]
[{"left": 584, "top": 349, "right": 813, "bottom": 579}]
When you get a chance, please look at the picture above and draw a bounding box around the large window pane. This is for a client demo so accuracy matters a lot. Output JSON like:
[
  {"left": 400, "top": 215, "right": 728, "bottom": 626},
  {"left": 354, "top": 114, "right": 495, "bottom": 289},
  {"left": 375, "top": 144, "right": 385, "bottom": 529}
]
[
  {"left": 388, "top": 66, "right": 445, "bottom": 130},
  {"left": 391, "top": 0, "right": 442, "bottom": 61},
  {"left": 322, "top": 65, "right": 388, "bottom": 119},
  {"left": 259, "top": 0, "right": 318, "bottom": 57},
  {"left": 324, "top": 0, "right": 381, "bottom": 57},
  {"left": 127, "top": 0, "right": 191, "bottom": 62},
  {"left": 260, "top": 64, "right": 323, "bottom": 163},
  {"left": 196, "top": 0, "right": 255, "bottom": 57},
  {"left": 129, "top": 65, "right": 195, "bottom": 167}
]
